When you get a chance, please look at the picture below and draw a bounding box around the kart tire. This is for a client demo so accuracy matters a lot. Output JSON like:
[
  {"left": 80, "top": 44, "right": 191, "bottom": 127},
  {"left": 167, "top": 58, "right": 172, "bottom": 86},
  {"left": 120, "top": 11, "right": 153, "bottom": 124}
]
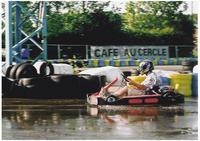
[
  {"left": 106, "top": 95, "right": 118, "bottom": 103},
  {"left": 9, "top": 62, "right": 31, "bottom": 79},
  {"left": 15, "top": 63, "right": 38, "bottom": 79},
  {"left": 161, "top": 92, "right": 177, "bottom": 104},
  {"left": 5, "top": 65, "right": 13, "bottom": 78},
  {"left": 39, "top": 62, "right": 54, "bottom": 76}
]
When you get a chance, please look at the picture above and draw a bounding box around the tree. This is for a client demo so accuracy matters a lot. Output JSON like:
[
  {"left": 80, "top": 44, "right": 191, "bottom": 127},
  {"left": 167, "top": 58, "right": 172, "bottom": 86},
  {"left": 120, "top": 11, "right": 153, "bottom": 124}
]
[{"left": 122, "top": 1, "right": 190, "bottom": 36}]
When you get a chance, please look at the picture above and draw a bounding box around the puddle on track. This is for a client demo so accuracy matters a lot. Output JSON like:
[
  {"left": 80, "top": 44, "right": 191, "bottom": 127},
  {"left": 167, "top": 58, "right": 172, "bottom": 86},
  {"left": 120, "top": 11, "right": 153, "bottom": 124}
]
[{"left": 2, "top": 97, "right": 198, "bottom": 140}]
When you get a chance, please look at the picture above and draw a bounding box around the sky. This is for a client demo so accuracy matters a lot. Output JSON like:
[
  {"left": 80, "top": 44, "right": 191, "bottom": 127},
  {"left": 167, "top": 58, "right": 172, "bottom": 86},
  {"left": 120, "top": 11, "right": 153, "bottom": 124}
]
[
  {"left": 184, "top": 1, "right": 199, "bottom": 14},
  {"left": 110, "top": 1, "right": 199, "bottom": 14}
]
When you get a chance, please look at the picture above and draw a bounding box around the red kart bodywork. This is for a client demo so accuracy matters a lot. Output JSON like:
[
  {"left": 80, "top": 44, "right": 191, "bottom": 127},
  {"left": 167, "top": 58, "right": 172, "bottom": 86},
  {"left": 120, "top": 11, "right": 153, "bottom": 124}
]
[{"left": 87, "top": 77, "right": 184, "bottom": 106}]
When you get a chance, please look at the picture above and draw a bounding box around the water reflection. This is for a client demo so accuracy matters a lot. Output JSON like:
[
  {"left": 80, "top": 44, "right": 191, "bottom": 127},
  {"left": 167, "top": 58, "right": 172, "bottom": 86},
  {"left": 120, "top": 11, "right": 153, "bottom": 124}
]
[
  {"left": 2, "top": 99, "right": 198, "bottom": 140},
  {"left": 87, "top": 106, "right": 185, "bottom": 124}
]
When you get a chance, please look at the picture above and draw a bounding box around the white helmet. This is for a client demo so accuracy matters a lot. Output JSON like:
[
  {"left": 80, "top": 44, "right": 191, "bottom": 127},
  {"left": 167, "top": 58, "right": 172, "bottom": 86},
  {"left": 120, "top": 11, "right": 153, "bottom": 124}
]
[{"left": 138, "top": 60, "right": 154, "bottom": 74}]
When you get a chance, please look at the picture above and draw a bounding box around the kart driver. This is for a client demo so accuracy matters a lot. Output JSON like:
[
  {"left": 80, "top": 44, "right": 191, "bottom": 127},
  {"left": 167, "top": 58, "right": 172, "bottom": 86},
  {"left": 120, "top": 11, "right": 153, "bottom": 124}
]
[{"left": 100, "top": 60, "right": 161, "bottom": 98}]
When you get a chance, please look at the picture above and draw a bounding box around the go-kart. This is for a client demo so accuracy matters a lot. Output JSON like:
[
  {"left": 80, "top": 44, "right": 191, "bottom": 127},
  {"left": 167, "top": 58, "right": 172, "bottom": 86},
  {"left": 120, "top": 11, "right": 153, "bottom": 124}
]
[{"left": 87, "top": 77, "right": 184, "bottom": 106}]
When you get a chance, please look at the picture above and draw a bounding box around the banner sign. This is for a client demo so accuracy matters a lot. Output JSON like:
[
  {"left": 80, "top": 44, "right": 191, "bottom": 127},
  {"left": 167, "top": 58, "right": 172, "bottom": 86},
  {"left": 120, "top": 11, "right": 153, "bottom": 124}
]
[{"left": 90, "top": 46, "right": 169, "bottom": 59}]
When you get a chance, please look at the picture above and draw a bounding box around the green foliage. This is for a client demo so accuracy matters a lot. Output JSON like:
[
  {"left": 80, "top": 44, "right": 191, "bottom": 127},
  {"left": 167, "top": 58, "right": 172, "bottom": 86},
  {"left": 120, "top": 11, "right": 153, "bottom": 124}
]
[
  {"left": 48, "top": 1, "right": 123, "bottom": 40},
  {"left": 122, "top": 1, "right": 192, "bottom": 37},
  {"left": 47, "top": 13, "right": 66, "bottom": 37},
  {"left": 2, "top": 1, "right": 196, "bottom": 45}
]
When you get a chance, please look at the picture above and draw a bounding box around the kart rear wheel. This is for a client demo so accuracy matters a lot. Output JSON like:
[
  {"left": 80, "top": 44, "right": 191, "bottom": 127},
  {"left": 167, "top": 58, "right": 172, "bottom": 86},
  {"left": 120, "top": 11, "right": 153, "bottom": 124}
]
[{"left": 106, "top": 95, "right": 118, "bottom": 103}]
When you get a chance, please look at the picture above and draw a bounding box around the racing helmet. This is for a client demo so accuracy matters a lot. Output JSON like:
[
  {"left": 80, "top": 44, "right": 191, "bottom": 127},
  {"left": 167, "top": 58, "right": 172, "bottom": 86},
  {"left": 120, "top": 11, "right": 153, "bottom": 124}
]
[{"left": 138, "top": 60, "right": 154, "bottom": 74}]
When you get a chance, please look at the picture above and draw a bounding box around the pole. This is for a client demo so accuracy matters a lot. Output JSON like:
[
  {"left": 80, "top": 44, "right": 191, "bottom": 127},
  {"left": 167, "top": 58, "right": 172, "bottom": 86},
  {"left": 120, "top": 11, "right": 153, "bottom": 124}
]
[
  {"left": 41, "top": 2, "right": 47, "bottom": 60},
  {"left": 5, "top": 1, "right": 13, "bottom": 67},
  {"left": 15, "top": 1, "right": 22, "bottom": 62}
]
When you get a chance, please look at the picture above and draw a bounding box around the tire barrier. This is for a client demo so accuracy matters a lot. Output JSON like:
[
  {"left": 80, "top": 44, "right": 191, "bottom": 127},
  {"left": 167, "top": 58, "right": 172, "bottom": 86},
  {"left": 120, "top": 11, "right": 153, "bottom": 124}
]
[
  {"left": 40, "top": 62, "right": 54, "bottom": 76},
  {"left": 104, "top": 60, "right": 110, "bottom": 66},
  {"left": 8, "top": 62, "right": 37, "bottom": 79},
  {"left": 5, "top": 65, "right": 13, "bottom": 78},
  {"left": 15, "top": 63, "right": 38, "bottom": 79},
  {"left": 84, "top": 58, "right": 184, "bottom": 67},
  {"left": 181, "top": 59, "right": 197, "bottom": 72},
  {"left": 50, "top": 74, "right": 80, "bottom": 98},
  {"left": 170, "top": 74, "right": 192, "bottom": 97},
  {"left": 9, "top": 62, "right": 28, "bottom": 79},
  {"left": 79, "top": 74, "right": 104, "bottom": 95},
  {"left": 134, "top": 60, "right": 140, "bottom": 66},
  {"left": 99, "top": 59, "right": 104, "bottom": 67},
  {"left": 129, "top": 60, "right": 134, "bottom": 66},
  {"left": 2, "top": 76, "right": 13, "bottom": 95},
  {"left": 120, "top": 60, "right": 129, "bottom": 66},
  {"left": 49, "top": 58, "right": 196, "bottom": 68},
  {"left": 109, "top": 60, "right": 115, "bottom": 66},
  {"left": 192, "top": 73, "right": 198, "bottom": 97},
  {"left": 168, "top": 58, "right": 177, "bottom": 65},
  {"left": 17, "top": 76, "right": 55, "bottom": 98},
  {"left": 2, "top": 76, "right": 26, "bottom": 98}
]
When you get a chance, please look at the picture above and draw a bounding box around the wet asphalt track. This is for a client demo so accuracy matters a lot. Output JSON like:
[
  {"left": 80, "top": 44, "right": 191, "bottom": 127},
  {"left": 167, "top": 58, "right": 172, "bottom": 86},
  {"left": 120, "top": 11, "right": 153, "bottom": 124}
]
[{"left": 2, "top": 97, "right": 198, "bottom": 140}]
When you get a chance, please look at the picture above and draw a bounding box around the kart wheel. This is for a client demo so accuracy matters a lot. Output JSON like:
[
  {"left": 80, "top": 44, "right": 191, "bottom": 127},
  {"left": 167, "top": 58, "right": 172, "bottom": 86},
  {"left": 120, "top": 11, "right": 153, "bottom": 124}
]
[
  {"left": 106, "top": 95, "right": 118, "bottom": 103},
  {"left": 162, "top": 92, "right": 176, "bottom": 103}
]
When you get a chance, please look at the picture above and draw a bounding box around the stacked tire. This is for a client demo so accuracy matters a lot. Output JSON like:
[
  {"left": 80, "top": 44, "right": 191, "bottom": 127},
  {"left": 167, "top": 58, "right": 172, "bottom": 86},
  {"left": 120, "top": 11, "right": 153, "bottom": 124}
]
[
  {"left": 3, "top": 61, "right": 53, "bottom": 98},
  {"left": 3, "top": 61, "right": 106, "bottom": 99},
  {"left": 3, "top": 62, "right": 38, "bottom": 98},
  {"left": 50, "top": 74, "right": 80, "bottom": 98},
  {"left": 6, "top": 61, "right": 38, "bottom": 79},
  {"left": 18, "top": 76, "right": 54, "bottom": 98}
]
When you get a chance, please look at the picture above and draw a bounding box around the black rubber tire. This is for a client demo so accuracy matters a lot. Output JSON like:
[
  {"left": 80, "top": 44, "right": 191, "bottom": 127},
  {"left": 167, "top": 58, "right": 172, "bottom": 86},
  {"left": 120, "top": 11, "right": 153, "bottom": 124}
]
[
  {"left": 9, "top": 62, "right": 31, "bottom": 79},
  {"left": 2, "top": 76, "right": 25, "bottom": 98},
  {"left": 2, "top": 76, "right": 13, "bottom": 95},
  {"left": 181, "top": 60, "right": 190, "bottom": 66},
  {"left": 15, "top": 63, "right": 38, "bottom": 79},
  {"left": 76, "top": 60, "right": 83, "bottom": 68},
  {"left": 79, "top": 74, "right": 102, "bottom": 94},
  {"left": 50, "top": 74, "right": 80, "bottom": 98},
  {"left": 40, "top": 62, "right": 54, "bottom": 76},
  {"left": 106, "top": 95, "right": 118, "bottom": 103},
  {"left": 5, "top": 65, "right": 13, "bottom": 78},
  {"left": 181, "top": 60, "right": 198, "bottom": 71},
  {"left": 19, "top": 77, "right": 55, "bottom": 98},
  {"left": 19, "top": 77, "right": 47, "bottom": 87}
]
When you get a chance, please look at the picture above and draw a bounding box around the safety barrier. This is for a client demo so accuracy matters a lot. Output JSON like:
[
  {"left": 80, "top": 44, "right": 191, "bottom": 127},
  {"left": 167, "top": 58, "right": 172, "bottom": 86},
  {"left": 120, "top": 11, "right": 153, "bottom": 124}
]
[
  {"left": 76, "top": 58, "right": 188, "bottom": 68},
  {"left": 50, "top": 58, "right": 196, "bottom": 68},
  {"left": 170, "top": 74, "right": 192, "bottom": 97},
  {"left": 192, "top": 73, "right": 198, "bottom": 97}
]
